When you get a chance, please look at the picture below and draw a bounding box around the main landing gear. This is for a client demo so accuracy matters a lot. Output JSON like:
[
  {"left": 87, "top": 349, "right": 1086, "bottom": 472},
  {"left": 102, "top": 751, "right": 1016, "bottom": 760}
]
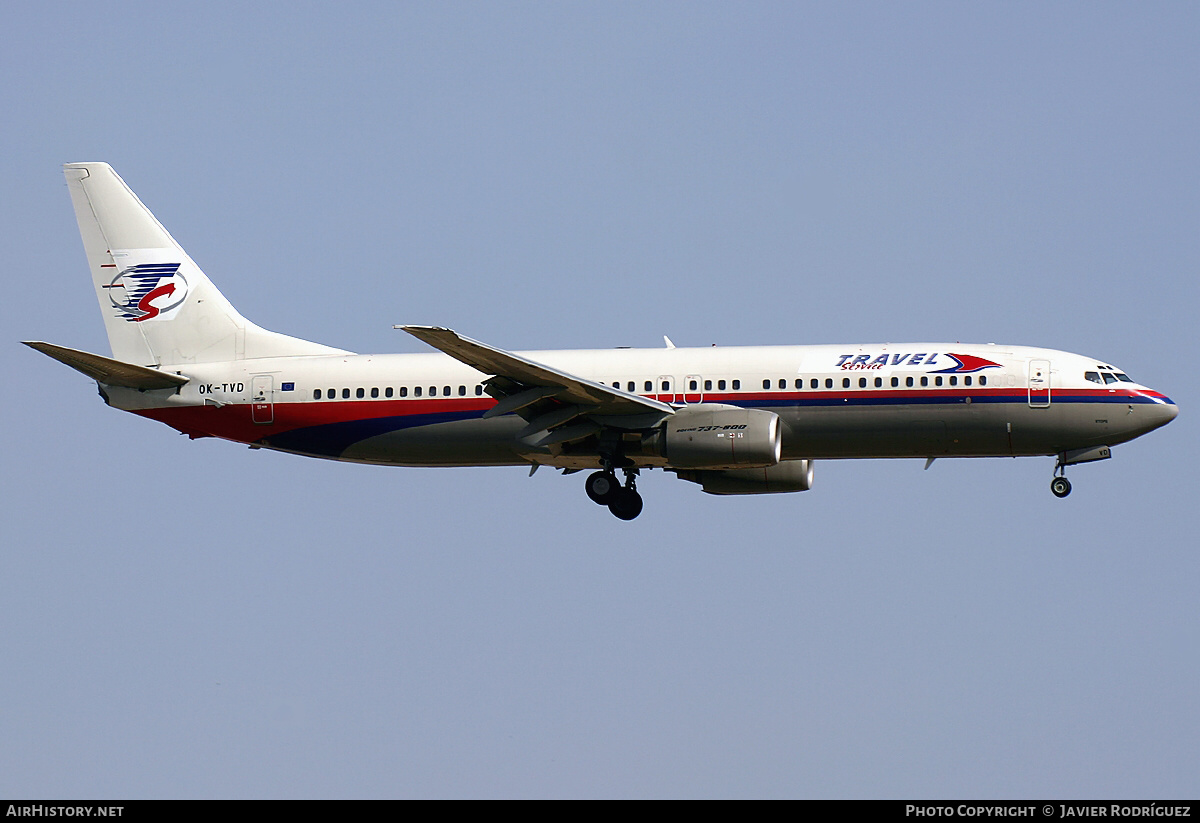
[{"left": 585, "top": 465, "right": 643, "bottom": 520}]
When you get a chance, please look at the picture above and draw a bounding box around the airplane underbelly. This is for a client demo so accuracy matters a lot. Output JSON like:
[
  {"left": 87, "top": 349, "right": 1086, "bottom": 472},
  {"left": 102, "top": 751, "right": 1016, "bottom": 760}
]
[
  {"left": 340, "top": 417, "right": 527, "bottom": 466},
  {"left": 777, "top": 401, "right": 1108, "bottom": 459},
  {"left": 778, "top": 403, "right": 1004, "bottom": 458}
]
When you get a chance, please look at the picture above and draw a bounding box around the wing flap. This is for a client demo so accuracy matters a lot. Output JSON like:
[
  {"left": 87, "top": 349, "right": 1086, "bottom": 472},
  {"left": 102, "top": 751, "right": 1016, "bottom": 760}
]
[{"left": 482, "top": 385, "right": 563, "bottom": 419}]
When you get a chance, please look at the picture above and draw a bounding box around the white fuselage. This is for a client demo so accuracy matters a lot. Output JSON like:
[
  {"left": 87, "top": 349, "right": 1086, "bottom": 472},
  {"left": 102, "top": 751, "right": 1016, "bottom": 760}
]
[{"left": 107, "top": 341, "right": 1176, "bottom": 470}]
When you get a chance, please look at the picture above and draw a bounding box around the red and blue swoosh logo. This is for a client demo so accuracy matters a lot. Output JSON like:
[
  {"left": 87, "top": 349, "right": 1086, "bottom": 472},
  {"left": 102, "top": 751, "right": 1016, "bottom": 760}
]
[
  {"left": 931, "top": 353, "right": 1003, "bottom": 374},
  {"left": 104, "top": 263, "right": 188, "bottom": 322}
]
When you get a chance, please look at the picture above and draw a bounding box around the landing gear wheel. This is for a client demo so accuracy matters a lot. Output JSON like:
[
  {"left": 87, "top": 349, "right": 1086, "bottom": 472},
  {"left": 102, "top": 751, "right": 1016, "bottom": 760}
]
[
  {"left": 608, "top": 487, "right": 644, "bottom": 520},
  {"left": 585, "top": 471, "right": 618, "bottom": 505},
  {"left": 1050, "top": 476, "right": 1072, "bottom": 498}
]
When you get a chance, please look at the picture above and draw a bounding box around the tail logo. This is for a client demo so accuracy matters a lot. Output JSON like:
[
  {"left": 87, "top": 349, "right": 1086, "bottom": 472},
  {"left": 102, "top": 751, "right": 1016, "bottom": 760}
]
[{"left": 104, "top": 263, "right": 189, "bottom": 322}]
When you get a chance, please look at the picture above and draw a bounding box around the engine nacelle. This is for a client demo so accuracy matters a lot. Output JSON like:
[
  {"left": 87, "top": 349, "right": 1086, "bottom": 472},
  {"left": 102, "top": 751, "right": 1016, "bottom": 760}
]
[
  {"left": 676, "top": 460, "right": 815, "bottom": 495},
  {"left": 644, "top": 404, "right": 782, "bottom": 469}
]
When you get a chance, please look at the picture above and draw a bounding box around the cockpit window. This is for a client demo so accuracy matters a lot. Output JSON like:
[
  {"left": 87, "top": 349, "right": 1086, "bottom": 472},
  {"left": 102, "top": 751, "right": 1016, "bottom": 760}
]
[
  {"left": 1097, "top": 366, "right": 1136, "bottom": 384},
  {"left": 1085, "top": 371, "right": 1102, "bottom": 384}
]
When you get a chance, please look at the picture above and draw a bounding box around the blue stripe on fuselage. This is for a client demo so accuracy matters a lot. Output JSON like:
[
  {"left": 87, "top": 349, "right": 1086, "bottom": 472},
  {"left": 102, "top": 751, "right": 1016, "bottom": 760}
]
[{"left": 265, "top": 409, "right": 484, "bottom": 457}]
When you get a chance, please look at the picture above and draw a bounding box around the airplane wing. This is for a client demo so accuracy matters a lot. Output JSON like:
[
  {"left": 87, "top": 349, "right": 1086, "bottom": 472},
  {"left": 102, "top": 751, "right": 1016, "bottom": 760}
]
[{"left": 399, "top": 326, "right": 673, "bottom": 445}]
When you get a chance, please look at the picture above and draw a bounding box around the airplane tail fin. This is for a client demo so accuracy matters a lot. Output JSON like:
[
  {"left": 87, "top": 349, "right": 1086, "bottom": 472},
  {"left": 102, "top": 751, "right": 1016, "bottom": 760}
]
[{"left": 63, "top": 163, "right": 348, "bottom": 366}]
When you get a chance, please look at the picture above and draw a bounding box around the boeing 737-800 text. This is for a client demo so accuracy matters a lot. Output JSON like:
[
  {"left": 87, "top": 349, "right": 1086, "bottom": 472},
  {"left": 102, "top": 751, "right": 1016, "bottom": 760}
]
[{"left": 26, "top": 163, "right": 1177, "bottom": 519}]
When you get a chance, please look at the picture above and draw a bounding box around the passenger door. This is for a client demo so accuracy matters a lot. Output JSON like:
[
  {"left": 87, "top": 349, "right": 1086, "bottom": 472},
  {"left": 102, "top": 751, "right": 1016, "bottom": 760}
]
[{"left": 1028, "top": 359, "right": 1050, "bottom": 408}]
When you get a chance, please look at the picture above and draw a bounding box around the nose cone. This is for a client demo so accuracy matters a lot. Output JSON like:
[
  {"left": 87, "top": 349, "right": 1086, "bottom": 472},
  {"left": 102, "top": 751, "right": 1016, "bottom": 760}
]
[
  {"left": 1158, "top": 396, "right": 1178, "bottom": 425},
  {"left": 1142, "top": 392, "right": 1178, "bottom": 432}
]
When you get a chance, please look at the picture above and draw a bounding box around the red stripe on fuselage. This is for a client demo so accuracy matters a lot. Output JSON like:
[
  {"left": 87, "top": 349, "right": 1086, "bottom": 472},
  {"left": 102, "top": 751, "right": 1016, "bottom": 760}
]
[{"left": 137, "top": 397, "right": 494, "bottom": 443}]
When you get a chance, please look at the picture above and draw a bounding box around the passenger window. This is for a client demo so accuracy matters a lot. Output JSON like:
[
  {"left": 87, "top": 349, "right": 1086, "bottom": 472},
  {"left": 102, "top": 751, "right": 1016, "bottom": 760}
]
[
  {"left": 415, "top": 387, "right": 422, "bottom": 397},
  {"left": 825, "top": 378, "right": 833, "bottom": 389},
  {"left": 661, "top": 381, "right": 670, "bottom": 391},
  {"left": 644, "top": 381, "right": 653, "bottom": 392},
  {"left": 356, "top": 388, "right": 364, "bottom": 399},
  {"left": 762, "top": 379, "right": 771, "bottom": 390},
  {"left": 795, "top": 379, "right": 802, "bottom": 389},
  {"left": 443, "top": 386, "right": 451, "bottom": 396},
  {"left": 858, "top": 377, "right": 867, "bottom": 388},
  {"left": 778, "top": 379, "right": 786, "bottom": 389},
  {"left": 964, "top": 376, "right": 972, "bottom": 387},
  {"left": 342, "top": 388, "right": 351, "bottom": 399},
  {"left": 949, "top": 376, "right": 957, "bottom": 386},
  {"left": 476, "top": 385, "right": 483, "bottom": 396},
  {"left": 906, "top": 376, "right": 914, "bottom": 387},
  {"left": 369, "top": 387, "right": 378, "bottom": 398},
  {"left": 891, "top": 377, "right": 899, "bottom": 388},
  {"left": 385, "top": 387, "right": 393, "bottom": 398},
  {"left": 400, "top": 387, "right": 408, "bottom": 397},
  {"left": 458, "top": 385, "right": 466, "bottom": 396},
  {"left": 328, "top": 388, "right": 335, "bottom": 398},
  {"left": 874, "top": 377, "right": 882, "bottom": 388},
  {"left": 810, "top": 378, "right": 818, "bottom": 389},
  {"left": 935, "top": 376, "right": 943, "bottom": 387},
  {"left": 842, "top": 378, "right": 850, "bottom": 389},
  {"left": 628, "top": 382, "right": 636, "bottom": 392},
  {"left": 691, "top": 380, "right": 699, "bottom": 391},
  {"left": 718, "top": 380, "right": 727, "bottom": 390},
  {"left": 314, "top": 389, "right": 322, "bottom": 399},
  {"left": 979, "top": 376, "right": 986, "bottom": 386},
  {"left": 920, "top": 376, "right": 928, "bottom": 387},
  {"left": 704, "top": 380, "right": 712, "bottom": 391},
  {"left": 732, "top": 380, "right": 741, "bottom": 390},
  {"left": 428, "top": 386, "right": 435, "bottom": 396}
]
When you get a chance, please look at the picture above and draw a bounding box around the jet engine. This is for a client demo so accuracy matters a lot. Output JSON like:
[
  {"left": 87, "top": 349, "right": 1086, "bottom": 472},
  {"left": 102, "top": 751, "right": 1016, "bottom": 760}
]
[{"left": 643, "top": 404, "right": 782, "bottom": 469}]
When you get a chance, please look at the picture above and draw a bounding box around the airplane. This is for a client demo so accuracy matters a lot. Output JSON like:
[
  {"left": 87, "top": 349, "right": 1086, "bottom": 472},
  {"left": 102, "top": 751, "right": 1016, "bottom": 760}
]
[{"left": 25, "top": 163, "right": 1177, "bottom": 520}]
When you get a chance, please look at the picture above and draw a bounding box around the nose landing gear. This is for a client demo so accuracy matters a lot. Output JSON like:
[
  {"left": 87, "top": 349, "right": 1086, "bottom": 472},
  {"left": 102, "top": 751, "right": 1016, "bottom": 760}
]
[
  {"left": 1050, "top": 475, "right": 1072, "bottom": 498},
  {"left": 1050, "top": 456, "right": 1072, "bottom": 498}
]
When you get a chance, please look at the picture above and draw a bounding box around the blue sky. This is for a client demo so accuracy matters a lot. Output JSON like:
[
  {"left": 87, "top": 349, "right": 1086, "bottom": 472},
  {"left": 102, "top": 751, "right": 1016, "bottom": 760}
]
[{"left": 2, "top": 1, "right": 1197, "bottom": 798}]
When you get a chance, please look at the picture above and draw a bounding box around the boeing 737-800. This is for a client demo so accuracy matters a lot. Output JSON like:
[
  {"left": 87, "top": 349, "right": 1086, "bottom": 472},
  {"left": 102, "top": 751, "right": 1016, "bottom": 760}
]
[{"left": 25, "top": 163, "right": 1177, "bottom": 519}]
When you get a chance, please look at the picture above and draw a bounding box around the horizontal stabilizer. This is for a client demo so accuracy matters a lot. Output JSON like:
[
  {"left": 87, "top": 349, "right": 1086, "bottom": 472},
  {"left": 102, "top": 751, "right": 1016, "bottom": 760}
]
[{"left": 23, "top": 341, "right": 188, "bottom": 389}]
